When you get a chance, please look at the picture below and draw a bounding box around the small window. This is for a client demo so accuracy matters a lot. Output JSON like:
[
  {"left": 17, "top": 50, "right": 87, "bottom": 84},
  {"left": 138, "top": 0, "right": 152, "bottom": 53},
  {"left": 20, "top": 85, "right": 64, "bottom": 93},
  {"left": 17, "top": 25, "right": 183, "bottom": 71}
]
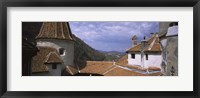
[
  {"left": 52, "top": 64, "right": 57, "bottom": 69},
  {"left": 146, "top": 54, "right": 148, "bottom": 60},
  {"left": 59, "top": 48, "right": 65, "bottom": 55},
  {"left": 131, "top": 54, "right": 135, "bottom": 59}
]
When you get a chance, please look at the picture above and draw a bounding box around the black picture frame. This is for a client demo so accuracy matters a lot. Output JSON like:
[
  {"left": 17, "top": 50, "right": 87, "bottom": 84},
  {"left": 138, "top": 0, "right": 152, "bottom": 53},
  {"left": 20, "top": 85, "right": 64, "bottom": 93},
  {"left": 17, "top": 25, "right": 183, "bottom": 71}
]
[{"left": 0, "top": 0, "right": 199, "bottom": 98}]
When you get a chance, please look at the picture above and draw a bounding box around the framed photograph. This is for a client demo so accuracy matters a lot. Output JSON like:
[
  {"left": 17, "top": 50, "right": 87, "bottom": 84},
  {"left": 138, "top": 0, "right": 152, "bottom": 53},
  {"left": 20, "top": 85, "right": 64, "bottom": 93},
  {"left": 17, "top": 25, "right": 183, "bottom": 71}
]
[{"left": 0, "top": 0, "right": 199, "bottom": 98}]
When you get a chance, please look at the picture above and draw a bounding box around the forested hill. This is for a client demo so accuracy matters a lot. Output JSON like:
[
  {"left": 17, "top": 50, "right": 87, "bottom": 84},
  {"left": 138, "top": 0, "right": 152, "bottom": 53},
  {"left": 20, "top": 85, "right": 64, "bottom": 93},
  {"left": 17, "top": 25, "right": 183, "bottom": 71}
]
[{"left": 72, "top": 34, "right": 106, "bottom": 68}]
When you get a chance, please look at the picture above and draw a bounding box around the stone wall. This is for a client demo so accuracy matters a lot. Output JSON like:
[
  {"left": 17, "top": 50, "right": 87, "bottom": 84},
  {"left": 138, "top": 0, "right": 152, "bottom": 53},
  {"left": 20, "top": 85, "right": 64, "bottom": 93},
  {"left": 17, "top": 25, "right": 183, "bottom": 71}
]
[
  {"left": 159, "top": 22, "right": 178, "bottom": 76},
  {"left": 159, "top": 22, "right": 172, "bottom": 35},
  {"left": 166, "top": 36, "right": 178, "bottom": 76}
]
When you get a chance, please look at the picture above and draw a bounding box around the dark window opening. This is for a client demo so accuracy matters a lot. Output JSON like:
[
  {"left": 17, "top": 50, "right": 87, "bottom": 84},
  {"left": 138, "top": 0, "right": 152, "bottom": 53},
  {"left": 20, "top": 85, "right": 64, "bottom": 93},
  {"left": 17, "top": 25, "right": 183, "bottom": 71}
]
[
  {"left": 146, "top": 54, "right": 148, "bottom": 60},
  {"left": 131, "top": 54, "right": 135, "bottom": 59},
  {"left": 52, "top": 64, "right": 57, "bottom": 69},
  {"left": 59, "top": 48, "right": 65, "bottom": 55}
]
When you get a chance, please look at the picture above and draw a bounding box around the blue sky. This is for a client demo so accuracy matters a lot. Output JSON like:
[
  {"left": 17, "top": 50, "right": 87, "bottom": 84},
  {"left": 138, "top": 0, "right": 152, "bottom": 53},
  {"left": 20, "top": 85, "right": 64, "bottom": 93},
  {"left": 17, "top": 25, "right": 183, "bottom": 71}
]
[{"left": 69, "top": 22, "right": 159, "bottom": 52}]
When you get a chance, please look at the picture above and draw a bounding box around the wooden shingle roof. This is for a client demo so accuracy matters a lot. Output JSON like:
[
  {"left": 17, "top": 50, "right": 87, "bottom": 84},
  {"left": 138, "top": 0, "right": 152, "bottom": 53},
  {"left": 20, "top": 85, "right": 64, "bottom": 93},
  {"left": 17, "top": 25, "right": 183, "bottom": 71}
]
[
  {"left": 44, "top": 52, "right": 63, "bottom": 64},
  {"left": 36, "top": 22, "right": 74, "bottom": 40},
  {"left": 32, "top": 46, "right": 63, "bottom": 73}
]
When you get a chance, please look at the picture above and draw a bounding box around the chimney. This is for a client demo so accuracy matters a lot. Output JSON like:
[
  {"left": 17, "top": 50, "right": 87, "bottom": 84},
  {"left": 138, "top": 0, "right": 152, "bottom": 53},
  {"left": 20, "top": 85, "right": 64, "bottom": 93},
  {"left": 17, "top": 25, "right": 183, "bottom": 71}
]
[
  {"left": 141, "top": 36, "right": 148, "bottom": 51},
  {"left": 132, "top": 35, "right": 137, "bottom": 47},
  {"left": 155, "top": 32, "right": 159, "bottom": 37},
  {"left": 141, "top": 36, "right": 148, "bottom": 68},
  {"left": 150, "top": 33, "right": 154, "bottom": 37}
]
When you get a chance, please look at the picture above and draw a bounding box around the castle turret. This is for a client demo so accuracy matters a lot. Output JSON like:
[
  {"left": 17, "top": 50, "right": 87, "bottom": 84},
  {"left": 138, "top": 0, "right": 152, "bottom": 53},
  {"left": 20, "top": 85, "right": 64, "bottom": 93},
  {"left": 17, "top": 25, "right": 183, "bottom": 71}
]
[{"left": 36, "top": 22, "right": 75, "bottom": 75}]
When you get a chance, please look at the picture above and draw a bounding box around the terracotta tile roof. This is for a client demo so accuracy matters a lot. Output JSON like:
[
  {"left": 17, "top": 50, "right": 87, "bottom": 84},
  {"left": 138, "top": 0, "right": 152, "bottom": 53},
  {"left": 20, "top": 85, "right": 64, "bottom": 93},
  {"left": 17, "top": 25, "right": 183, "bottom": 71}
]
[
  {"left": 32, "top": 46, "right": 63, "bottom": 73},
  {"left": 80, "top": 61, "right": 114, "bottom": 75},
  {"left": 116, "top": 54, "right": 128, "bottom": 65},
  {"left": 104, "top": 67, "right": 136, "bottom": 76},
  {"left": 80, "top": 61, "right": 138, "bottom": 76},
  {"left": 126, "top": 44, "right": 141, "bottom": 52},
  {"left": 80, "top": 61, "right": 161, "bottom": 76},
  {"left": 147, "top": 36, "right": 159, "bottom": 44},
  {"left": 65, "top": 66, "right": 79, "bottom": 75},
  {"left": 144, "top": 43, "right": 161, "bottom": 52},
  {"left": 147, "top": 36, "right": 155, "bottom": 44},
  {"left": 36, "top": 22, "right": 74, "bottom": 40},
  {"left": 144, "top": 36, "right": 161, "bottom": 52},
  {"left": 104, "top": 66, "right": 161, "bottom": 76},
  {"left": 126, "top": 35, "right": 161, "bottom": 53}
]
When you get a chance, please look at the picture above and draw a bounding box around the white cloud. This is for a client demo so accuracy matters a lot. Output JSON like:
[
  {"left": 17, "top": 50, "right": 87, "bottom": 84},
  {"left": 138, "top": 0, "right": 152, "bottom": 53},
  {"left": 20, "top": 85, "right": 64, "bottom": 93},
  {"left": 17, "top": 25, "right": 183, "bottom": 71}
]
[
  {"left": 88, "top": 24, "right": 95, "bottom": 28},
  {"left": 69, "top": 22, "right": 159, "bottom": 52},
  {"left": 76, "top": 31, "right": 101, "bottom": 42}
]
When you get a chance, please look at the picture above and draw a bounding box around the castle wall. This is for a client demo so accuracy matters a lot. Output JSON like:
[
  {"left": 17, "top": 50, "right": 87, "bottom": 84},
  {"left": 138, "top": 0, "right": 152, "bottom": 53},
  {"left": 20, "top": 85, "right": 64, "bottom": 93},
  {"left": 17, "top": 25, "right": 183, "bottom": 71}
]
[
  {"left": 159, "top": 22, "right": 178, "bottom": 76},
  {"left": 159, "top": 22, "right": 172, "bottom": 34},
  {"left": 166, "top": 36, "right": 178, "bottom": 76}
]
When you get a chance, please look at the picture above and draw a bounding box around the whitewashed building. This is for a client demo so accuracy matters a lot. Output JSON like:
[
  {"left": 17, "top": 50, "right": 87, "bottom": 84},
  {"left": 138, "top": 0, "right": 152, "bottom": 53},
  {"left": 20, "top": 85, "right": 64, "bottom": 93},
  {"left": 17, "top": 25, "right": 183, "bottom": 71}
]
[{"left": 126, "top": 34, "right": 162, "bottom": 68}]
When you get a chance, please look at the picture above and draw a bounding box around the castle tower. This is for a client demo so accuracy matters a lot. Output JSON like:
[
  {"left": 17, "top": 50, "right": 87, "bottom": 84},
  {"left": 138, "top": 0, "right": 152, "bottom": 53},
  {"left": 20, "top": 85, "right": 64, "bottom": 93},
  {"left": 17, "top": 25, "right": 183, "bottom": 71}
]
[
  {"left": 36, "top": 22, "right": 75, "bottom": 75},
  {"left": 132, "top": 35, "right": 137, "bottom": 47}
]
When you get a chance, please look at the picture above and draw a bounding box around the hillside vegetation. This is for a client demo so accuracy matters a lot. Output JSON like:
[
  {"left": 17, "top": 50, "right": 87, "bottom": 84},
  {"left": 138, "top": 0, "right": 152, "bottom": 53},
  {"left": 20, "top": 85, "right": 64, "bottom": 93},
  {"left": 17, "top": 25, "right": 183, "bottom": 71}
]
[{"left": 73, "top": 35, "right": 106, "bottom": 68}]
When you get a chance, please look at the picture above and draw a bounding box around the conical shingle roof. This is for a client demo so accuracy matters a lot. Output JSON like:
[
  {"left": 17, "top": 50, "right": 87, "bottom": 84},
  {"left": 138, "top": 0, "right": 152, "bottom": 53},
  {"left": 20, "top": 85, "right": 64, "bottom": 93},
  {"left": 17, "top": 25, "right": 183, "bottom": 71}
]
[{"left": 36, "top": 22, "right": 74, "bottom": 40}]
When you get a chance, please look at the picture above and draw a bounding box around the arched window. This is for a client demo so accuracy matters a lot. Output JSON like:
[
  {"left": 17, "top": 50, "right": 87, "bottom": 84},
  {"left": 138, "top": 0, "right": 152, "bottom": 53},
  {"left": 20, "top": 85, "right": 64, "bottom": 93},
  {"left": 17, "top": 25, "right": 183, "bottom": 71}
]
[{"left": 59, "top": 48, "right": 65, "bottom": 56}]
